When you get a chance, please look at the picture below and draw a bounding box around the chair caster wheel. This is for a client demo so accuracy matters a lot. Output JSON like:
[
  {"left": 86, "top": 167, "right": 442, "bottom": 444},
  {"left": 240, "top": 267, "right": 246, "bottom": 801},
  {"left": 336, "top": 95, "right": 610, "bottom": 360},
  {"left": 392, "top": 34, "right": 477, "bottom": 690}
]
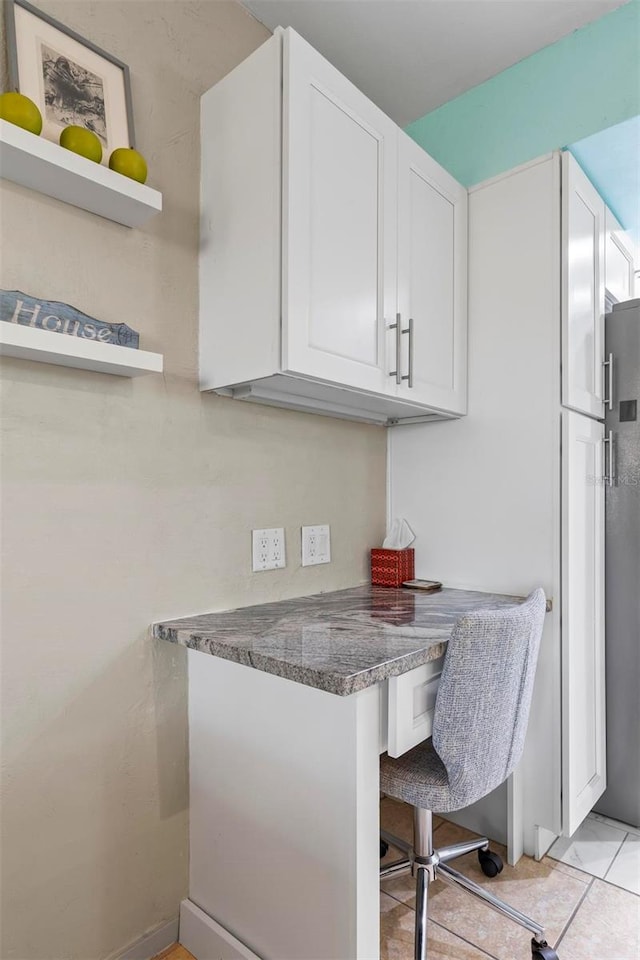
[
  {"left": 380, "top": 839, "right": 389, "bottom": 858},
  {"left": 478, "top": 849, "right": 503, "bottom": 877},
  {"left": 531, "top": 938, "right": 559, "bottom": 959}
]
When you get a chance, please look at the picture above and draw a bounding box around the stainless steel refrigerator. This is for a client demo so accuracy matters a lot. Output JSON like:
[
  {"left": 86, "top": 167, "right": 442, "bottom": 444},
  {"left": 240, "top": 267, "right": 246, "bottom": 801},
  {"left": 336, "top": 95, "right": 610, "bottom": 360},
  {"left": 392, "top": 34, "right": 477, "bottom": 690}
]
[{"left": 595, "top": 298, "right": 640, "bottom": 828}]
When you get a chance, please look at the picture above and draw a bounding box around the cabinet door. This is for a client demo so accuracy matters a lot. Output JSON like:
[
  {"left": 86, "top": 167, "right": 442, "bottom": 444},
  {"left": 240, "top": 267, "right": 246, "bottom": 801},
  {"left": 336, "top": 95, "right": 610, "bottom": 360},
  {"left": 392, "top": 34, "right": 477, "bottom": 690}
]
[
  {"left": 562, "top": 153, "right": 605, "bottom": 419},
  {"left": 605, "top": 207, "right": 635, "bottom": 304},
  {"left": 395, "top": 132, "right": 468, "bottom": 415},
  {"left": 562, "top": 410, "right": 606, "bottom": 836},
  {"left": 282, "top": 29, "right": 397, "bottom": 393}
]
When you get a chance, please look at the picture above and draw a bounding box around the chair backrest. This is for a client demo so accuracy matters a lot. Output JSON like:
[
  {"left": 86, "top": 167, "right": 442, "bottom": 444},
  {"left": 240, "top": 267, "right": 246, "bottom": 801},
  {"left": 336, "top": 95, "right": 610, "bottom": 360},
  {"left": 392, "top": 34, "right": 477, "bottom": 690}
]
[{"left": 431, "top": 589, "right": 546, "bottom": 809}]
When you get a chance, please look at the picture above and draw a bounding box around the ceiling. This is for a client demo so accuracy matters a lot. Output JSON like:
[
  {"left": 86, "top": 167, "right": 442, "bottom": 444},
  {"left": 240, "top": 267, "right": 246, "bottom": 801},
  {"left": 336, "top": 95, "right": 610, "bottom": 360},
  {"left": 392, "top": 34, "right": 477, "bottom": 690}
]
[{"left": 241, "top": 0, "right": 628, "bottom": 126}]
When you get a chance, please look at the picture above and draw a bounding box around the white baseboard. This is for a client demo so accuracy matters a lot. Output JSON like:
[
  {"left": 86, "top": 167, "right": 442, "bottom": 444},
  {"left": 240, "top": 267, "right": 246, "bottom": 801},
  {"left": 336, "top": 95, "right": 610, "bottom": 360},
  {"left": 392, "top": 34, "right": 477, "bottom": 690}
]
[
  {"left": 535, "top": 825, "right": 558, "bottom": 860},
  {"left": 179, "top": 900, "right": 262, "bottom": 960},
  {"left": 116, "top": 917, "right": 179, "bottom": 960}
]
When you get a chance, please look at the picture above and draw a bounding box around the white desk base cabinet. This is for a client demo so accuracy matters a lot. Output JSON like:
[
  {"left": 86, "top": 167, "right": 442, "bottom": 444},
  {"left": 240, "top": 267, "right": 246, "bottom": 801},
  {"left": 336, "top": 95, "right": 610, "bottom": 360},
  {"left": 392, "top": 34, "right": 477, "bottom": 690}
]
[{"left": 183, "top": 652, "right": 382, "bottom": 960}]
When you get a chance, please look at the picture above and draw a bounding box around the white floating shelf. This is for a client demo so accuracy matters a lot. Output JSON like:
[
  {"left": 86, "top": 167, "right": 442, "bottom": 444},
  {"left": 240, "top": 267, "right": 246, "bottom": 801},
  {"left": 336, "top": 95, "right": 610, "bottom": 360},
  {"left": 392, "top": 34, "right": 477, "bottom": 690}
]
[
  {"left": 0, "top": 120, "right": 162, "bottom": 228},
  {"left": 0, "top": 323, "right": 163, "bottom": 377}
]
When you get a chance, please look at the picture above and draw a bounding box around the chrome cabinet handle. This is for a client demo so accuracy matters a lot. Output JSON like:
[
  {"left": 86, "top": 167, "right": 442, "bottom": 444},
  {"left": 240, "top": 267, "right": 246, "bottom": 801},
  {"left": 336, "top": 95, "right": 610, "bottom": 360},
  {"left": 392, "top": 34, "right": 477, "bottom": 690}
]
[
  {"left": 388, "top": 313, "right": 402, "bottom": 385},
  {"left": 603, "top": 430, "right": 615, "bottom": 486},
  {"left": 388, "top": 313, "right": 413, "bottom": 386},
  {"left": 406, "top": 317, "right": 414, "bottom": 389},
  {"left": 603, "top": 353, "right": 614, "bottom": 410}
]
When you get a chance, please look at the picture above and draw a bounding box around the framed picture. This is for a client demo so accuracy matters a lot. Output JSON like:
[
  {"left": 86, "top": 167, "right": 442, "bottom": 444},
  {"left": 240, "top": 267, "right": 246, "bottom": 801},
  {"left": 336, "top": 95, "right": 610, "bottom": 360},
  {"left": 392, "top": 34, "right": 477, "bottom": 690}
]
[{"left": 4, "top": 0, "right": 136, "bottom": 162}]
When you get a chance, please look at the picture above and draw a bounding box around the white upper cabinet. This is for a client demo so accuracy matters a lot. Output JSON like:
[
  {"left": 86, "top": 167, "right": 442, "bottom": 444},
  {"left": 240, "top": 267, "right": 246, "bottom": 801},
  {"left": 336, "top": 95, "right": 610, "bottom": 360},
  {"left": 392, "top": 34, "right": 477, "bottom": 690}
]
[
  {"left": 605, "top": 207, "right": 635, "bottom": 304},
  {"left": 199, "top": 28, "right": 468, "bottom": 425},
  {"left": 562, "top": 409, "right": 606, "bottom": 835},
  {"left": 395, "top": 132, "right": 467, "bottom": 415},
  {"left": 283, "top": 30, "right": 397, "bottom": 394},
  {"left": 562, "top": 153, "right": 605, "bottom": 419}
]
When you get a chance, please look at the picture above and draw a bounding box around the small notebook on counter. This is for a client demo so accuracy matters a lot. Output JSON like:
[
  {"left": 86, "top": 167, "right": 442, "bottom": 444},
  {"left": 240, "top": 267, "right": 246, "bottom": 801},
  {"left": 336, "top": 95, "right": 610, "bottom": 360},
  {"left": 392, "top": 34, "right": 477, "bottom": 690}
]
[{"left": 401, "top": 579, "right": 442, "bottom": 592}]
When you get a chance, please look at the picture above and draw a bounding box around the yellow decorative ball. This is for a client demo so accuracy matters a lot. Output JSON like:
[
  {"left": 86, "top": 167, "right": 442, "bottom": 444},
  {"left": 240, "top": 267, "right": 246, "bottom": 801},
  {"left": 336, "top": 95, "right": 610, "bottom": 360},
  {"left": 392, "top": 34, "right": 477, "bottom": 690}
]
[
  {"left": 109, "top": 147, "right": 148, "bottom": 184},
  {"left": 0, "top": 92, "right": 43, "bottom": 135},
  {"left": 59, "top": 125, "right": 103, "bottom": 163}
]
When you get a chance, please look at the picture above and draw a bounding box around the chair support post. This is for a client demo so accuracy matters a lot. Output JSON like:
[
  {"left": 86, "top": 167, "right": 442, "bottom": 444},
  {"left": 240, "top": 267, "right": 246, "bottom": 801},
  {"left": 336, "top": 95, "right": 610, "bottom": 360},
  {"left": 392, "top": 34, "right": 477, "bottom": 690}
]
[
  {"left": 412, "top": 808, "right": 434, "bottom": 960},
  {"left": 414, "top": 866, "right": 429, "bottom": 960},
  {"left": 413, "top": 808, "right": 433, "bottom": 859}
]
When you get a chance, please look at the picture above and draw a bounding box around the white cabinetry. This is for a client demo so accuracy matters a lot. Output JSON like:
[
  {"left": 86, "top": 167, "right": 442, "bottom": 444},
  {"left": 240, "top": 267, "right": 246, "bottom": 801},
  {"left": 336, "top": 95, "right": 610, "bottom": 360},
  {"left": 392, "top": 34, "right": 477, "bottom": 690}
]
[
  {"left": 186, "top": 653, "right": 380, "bottom": 959},
  {"left": 395, "top": 133, "right": 467, "bottom": 415},
  {"left": 389, "top": 152, "right": 609, "bottom": 861},
  {"left": 562, "top": 152, "right": 605, "bottom": 419},
  {"left": 562, "top": 410, "right": 606, "bottom": 836},
  {"left": 605, "top": 208, "right": 636, "bottom": 304},
  {"left": 283, "top": 32, "right": 396, "bottom": 394},
  {"left": 200, "top": 28, "right": 467, "bottom": 425},
  {"left": 387, "top": 657, "right": 444, "bottom": 758}
]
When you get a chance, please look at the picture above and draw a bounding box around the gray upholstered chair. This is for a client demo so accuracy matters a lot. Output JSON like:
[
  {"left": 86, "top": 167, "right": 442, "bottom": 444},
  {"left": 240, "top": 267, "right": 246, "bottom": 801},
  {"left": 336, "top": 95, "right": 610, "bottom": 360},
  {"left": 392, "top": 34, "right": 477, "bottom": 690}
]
[{"left": 380, "top": 588, "right": 558, "bottom": 960}]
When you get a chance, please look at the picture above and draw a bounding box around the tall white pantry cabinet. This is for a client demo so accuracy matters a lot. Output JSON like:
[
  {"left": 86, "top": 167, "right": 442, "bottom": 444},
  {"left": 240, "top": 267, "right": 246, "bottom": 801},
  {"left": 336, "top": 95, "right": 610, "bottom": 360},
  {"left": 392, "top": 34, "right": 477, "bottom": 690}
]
[{"left": 390, "top": 151, "right": 626, "bottom": 860}]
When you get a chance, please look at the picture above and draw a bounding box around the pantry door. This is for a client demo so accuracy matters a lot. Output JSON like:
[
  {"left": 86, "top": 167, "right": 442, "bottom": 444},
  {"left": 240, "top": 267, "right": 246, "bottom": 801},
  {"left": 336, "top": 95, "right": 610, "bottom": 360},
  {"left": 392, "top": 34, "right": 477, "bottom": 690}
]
[{"left": 562, "top": 409, "right": 606, "bottom": 836}]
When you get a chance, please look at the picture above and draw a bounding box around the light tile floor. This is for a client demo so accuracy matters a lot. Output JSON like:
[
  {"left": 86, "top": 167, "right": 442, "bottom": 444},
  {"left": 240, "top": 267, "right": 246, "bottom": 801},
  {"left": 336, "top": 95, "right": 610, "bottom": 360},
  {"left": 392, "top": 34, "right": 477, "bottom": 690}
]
[
  {"left": 157, "top": 800, "right": 640, "bottom": 960},
  {"left": 548, "top": 811, "right": 640, "bottom": 895},
  {"left": 380, "top": 797, "right": 640, "bottom": 960}
]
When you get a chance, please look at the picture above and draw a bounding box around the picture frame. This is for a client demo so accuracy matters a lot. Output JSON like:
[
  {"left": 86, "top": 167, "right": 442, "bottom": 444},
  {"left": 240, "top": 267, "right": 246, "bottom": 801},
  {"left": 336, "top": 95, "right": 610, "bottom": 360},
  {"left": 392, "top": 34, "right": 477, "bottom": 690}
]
[{"left": 4, "top": 0, "right": 136, "bottom": 163}]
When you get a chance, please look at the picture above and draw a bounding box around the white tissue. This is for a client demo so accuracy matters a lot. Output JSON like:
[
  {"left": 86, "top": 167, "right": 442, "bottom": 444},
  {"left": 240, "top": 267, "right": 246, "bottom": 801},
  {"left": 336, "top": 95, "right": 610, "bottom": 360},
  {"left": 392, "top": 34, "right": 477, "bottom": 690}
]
[{"left": 382, "top": 518, "right": 415, "bottom": 550}]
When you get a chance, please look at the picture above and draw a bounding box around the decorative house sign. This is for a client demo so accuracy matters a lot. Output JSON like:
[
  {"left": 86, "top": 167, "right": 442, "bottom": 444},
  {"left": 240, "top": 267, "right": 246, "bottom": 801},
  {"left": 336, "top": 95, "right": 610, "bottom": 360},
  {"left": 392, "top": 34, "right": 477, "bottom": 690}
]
[{"left": 0, "top": 290, "right": 139, "bottom": 347}]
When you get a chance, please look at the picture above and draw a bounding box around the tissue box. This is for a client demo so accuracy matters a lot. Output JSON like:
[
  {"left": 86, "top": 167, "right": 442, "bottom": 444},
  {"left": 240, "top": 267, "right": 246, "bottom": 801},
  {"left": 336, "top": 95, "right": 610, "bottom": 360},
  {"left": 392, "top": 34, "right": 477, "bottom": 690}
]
[{"left": 370, "top": 548, "right": 415, "bottom": 587}]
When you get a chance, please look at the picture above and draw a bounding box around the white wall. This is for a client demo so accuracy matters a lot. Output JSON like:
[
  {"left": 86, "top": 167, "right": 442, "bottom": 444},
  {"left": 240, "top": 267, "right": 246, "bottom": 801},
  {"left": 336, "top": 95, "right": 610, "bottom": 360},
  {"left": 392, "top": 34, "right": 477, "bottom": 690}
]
[{"left": 0, "top": 4, "right": 386, "bottom": 957}]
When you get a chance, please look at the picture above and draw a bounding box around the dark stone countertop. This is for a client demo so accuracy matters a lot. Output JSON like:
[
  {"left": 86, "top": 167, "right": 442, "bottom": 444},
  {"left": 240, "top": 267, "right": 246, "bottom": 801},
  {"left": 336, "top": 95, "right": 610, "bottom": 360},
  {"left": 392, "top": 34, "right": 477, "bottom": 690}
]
[{"left": 152, "top": 584, "right": 522, "bottom": 696}]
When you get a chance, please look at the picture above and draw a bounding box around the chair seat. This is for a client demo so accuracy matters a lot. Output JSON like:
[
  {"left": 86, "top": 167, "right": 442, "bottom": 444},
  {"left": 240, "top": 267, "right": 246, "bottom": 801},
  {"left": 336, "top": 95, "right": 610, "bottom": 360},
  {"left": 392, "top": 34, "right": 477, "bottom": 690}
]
[{"left": 380, "top": 738, "right": 460, "bottom": 813}]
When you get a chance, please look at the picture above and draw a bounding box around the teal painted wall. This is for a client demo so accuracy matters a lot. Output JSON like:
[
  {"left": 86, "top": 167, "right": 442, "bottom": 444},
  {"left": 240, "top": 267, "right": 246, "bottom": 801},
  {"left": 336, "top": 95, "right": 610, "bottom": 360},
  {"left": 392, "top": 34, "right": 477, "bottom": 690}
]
[
  {"left": 406, "top": 1, "right": 640, "bottom": 187},
  {"left": 570, "top": 116, "right": 640, "bottom": 240}
]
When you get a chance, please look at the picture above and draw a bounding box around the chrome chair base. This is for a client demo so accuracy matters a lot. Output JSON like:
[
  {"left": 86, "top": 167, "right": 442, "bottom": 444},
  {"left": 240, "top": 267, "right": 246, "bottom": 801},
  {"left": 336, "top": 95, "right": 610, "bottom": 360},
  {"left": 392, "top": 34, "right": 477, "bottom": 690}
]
[{"left": 380, "top": 809, "right": 559, "bottom": 960}]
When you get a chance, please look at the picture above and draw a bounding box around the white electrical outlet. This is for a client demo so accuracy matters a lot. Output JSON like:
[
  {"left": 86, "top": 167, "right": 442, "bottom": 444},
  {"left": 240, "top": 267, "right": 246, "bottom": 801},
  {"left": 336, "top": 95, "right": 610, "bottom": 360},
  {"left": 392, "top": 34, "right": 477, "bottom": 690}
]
[
  {"left": 252, "top": 528, "right": 286, "bottom": 571},
  {"left": 301, "top": 524, "right": 331, "bottom": 566}
]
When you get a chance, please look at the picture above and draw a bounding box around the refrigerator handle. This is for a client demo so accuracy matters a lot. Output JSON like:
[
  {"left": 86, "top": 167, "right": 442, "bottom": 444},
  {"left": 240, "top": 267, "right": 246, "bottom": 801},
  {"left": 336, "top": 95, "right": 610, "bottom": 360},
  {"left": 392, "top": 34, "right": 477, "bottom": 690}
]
[
  {"left": 603, "top": 430, "right": 615, "bottom": 487},
  {"left": 603, "top": 353, "right": 614, "bottom": 411}
]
